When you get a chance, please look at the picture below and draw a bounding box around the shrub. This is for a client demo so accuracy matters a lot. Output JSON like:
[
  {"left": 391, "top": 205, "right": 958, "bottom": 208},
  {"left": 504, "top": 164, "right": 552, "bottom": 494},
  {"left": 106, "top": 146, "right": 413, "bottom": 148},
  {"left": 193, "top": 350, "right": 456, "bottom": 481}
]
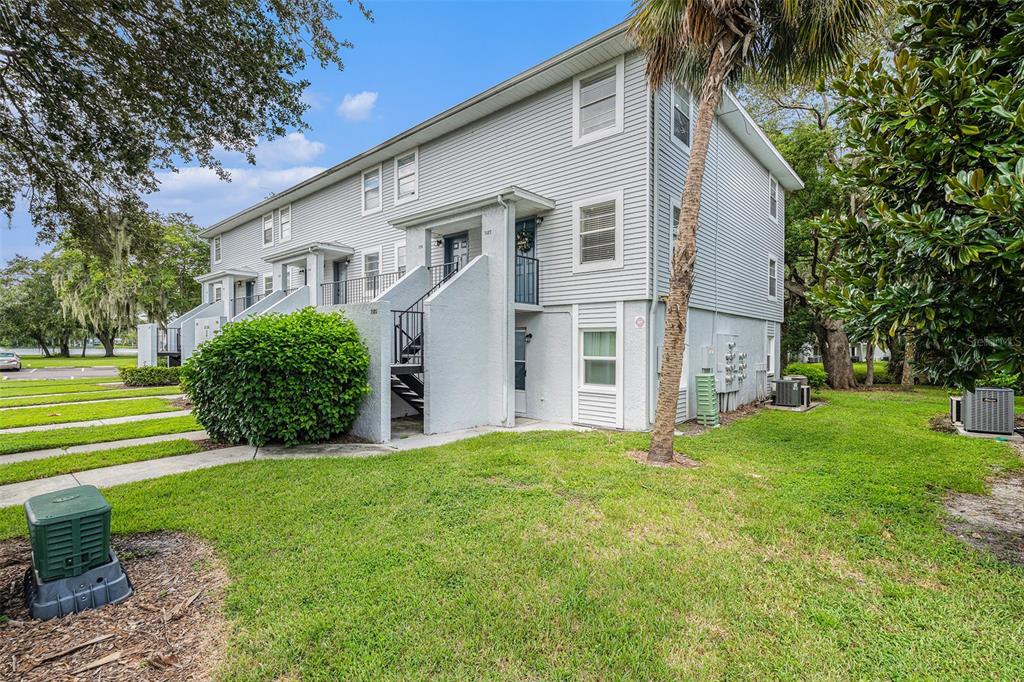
[
  {"left": 120, "top": 365, "right": 182, "bottom": 386},
  {"left": 782, "top": 362, "right": 828, "bottom": 389},
  {"left": 180, "top": 308, "right": 371, "bottom": 446},
  {"left": 853, "top": 361, "right": 892, "bottom": 385}
]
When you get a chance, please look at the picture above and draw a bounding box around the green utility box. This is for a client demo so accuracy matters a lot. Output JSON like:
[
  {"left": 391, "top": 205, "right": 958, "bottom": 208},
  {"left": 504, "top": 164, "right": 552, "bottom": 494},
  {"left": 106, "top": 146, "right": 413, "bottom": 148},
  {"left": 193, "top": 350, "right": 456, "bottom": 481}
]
[
  {"left": 695, "top": 373, "right": 719, "bottom": 427},
  {"left": 24, "top": 485, "right": 112, "bottom": 582}
]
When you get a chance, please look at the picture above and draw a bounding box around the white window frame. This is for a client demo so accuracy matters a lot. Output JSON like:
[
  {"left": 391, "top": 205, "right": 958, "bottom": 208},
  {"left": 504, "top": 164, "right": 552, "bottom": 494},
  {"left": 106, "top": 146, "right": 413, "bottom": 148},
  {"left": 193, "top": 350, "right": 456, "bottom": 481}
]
[
  {"left": 361, "top": 164, "right": 383, "bottom": 216},
  {"left": 212, "top": 236, "right": 222, "bottom": 264},
  {"left": 670, "top": 198, "right": 681, "bottom": 248},
  {"left": 262, "top": 212, "right": 274, "bottom": 248},
  {"left": 766, "top": 322, "right": 776, "bottom": 376},
  {"left": 670, "top": 83, "right": 692, "bottom": 150},
  {"left": 393, "top": 240, "right": 406, "bottom": 273},
  {"left": 768, "top": 254, "right": 779, "bottom": 300},
  {"left": 278, "top": 204, "right": 292, "bottom": 243},
  {"left": 571, "top": 56, "right": 625, "bottom": 147},
  {"left": 769, "top": 175, "right": 779, "bottom": 221},
  {"left": 580, "top": 328, "right": 618, "bottom": 391},
  {"left": 572, "top": 189, "right": 624, "bottom": 274},
  {"left": 363, "top": 247, "right": 382, "bottom": 278},
  {"left": 212, "top": 283, "right": 223, "bottom": 302},
  {"left": 263, "top": 274, "right": 273, "bottom": 294},
  {"left": 393, "top": 148, "right": 418, "bottom": 205}
]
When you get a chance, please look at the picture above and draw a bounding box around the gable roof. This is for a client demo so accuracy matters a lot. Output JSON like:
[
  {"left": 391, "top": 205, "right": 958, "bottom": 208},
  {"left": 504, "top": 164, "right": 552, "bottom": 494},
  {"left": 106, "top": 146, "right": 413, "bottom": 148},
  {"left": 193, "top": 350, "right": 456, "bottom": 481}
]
[{"left": 201, "top": 22, "right": 801, "bottom": 238}]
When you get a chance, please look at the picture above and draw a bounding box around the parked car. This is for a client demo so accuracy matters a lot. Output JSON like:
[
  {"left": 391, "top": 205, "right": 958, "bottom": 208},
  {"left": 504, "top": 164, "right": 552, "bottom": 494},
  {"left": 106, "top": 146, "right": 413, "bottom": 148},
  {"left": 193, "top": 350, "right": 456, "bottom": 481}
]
[{"left": 0, "top": 351, "right": 22, "bottom": 371}]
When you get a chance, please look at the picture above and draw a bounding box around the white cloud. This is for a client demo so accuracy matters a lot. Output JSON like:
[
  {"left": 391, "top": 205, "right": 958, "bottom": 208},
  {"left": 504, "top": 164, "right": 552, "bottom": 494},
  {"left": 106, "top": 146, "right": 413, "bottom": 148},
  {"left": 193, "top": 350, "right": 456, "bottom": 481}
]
[
  {"left": 337, "top": 91, "right": 378, "bottom": 121},
  {"left": 253, "top": 133, "right": 325, "bottom": 167},
  {"left": 151, "top": 165, "right": 327, "bottom": 226}
]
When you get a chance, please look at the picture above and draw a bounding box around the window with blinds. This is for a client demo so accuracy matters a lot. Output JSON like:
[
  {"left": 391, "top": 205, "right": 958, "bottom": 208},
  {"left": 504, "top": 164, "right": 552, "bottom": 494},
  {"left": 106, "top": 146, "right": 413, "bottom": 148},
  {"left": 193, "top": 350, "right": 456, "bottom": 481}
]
[
  {"left": 395, "top": 151, "right": 417, "bottom": 203},
  {"left": 262, "top": 213, "right": 273, "bottom": 247},
  {"left": 579, "top": 200, "right": 617, "bottom": 264},
  {"left": 212, "top": 236, "right": 221, "bottom": 263},
  {"left": 573, "top": 58, "right": 623, "bottom": 145},
  {"left": 278, "top": 205, "right": 291, "bottom": 242},
  {"left": 672, "top": 84, "right": 691, "bottom": 147},
  {"left": 362, "top": 166, "right": 381, "bottom": 214}
]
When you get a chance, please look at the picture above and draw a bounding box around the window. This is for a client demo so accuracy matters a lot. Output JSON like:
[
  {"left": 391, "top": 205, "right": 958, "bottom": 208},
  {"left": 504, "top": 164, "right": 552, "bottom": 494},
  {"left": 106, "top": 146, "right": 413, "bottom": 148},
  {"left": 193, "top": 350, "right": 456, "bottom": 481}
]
[
  {"left": 572, "top": 57, "right": 624, "bottom": 145},
  {"left": 362, "top": 165, "right": 382, "bottom": 215},
  {"left": 263, "top": 275, "right": 273, "bottom": 294},
  {"left": 394, "top": 150, "right": 418, "bottom": 204},
  {"left": 363, "top": 251, "right": 380, "bottom": 290},
  {"left": 769, "top": 176, "right": 779, "bottom": 220},
  {"left": 671, "top": 202, "right": 681, "bottom": 244},
  {"left": 212, "top": 236, "right": 221, "bottom": 263},
  {"left": 278, "top": 205, "right": 291, "bottom": 242},
  {"left": 573, "top": 190, "right": 623, "bottom": 272},
  {"left": 768, "top": 256, "right": 778, "bottom": 299},
  {"left": 262, "top": 213, "right": 274, "bottom": 247},
  {"left": 582, "top": 330, "right": 616, "bottom": 386},
  {"left": 515, "top": 328, "right": 527, "bottom": 391},
  {"left": 394, "top": 241, "right": 406, "bottom": 273},
  {"left": 213, "top": 283, "right": 222, "bottom": 302},
  {"left": 766, "top": 323, "right": 776, "bottom": 375},
  {"left": 671, "top": 83, "right": 691, "bottom": 147}
]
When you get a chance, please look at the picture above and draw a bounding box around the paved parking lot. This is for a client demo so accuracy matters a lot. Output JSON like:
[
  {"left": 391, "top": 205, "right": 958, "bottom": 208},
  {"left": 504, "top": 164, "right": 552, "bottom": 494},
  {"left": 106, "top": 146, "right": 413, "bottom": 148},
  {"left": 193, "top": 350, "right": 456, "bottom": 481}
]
[{"left": 0, "top": 366, "right": 121, "bottom": 381}]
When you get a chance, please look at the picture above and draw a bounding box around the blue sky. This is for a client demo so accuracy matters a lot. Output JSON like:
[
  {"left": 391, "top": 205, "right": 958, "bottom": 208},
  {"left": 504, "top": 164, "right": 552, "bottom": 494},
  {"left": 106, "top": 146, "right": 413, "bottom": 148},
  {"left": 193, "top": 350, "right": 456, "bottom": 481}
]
[{"left": 0, "top": 1, "right": 632, "bottom": 260}]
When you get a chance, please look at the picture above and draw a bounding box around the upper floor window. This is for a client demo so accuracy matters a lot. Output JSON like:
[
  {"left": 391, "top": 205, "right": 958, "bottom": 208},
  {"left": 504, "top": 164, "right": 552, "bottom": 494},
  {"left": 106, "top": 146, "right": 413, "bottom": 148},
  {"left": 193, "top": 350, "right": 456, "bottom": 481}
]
[
  {"left": 362, "top": 165, "right": 382, "bottom": 215},
  {"left": 672, "top": 83, "right": 691, "bottom": 148},
  {"left": 278, "top": 205, "right": 291, "bottom": 242},
  {"left": 573, "top": 190, "right": 623, "bottom": 273},
  {"left": 572, "top": 57, "right": 624, "bottom": 146},
  {"left": 262, "top": 213, "right": 274, "bottom": 247},
  {"left": 394, "top": 241, "right": 406, "bottom": 273},
  {"left": 212, "top": 236, "right": 221, "bottom": 263},
  {"left": 769, "top": 175, "right": 779, "bottom": 220},
  {"left": 768, "top": 256, "right": 778, "bottom": 299},
  {"left": 394, "top": 150, "right": 418, "bottom": 204},
  {"left": 212, "top": 283, "right": 223, "bottom": 302},
  {"left": 263, "top": 275, "right": 273, "bottom": 293}
]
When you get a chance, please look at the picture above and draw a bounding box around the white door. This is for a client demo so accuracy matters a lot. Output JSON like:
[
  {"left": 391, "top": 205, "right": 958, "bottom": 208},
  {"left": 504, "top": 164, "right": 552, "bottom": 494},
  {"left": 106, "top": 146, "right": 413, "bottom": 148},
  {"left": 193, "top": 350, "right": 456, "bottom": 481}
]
[{"left": 515, "top": 328, "right": 527, "bottom": 415}]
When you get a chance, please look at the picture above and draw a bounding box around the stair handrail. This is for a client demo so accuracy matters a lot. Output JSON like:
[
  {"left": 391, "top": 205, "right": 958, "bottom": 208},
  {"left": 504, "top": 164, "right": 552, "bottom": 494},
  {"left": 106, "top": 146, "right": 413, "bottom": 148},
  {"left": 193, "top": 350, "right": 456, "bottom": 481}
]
[{"left": 392, "top": 260, "right": 462, "bottom": 364}]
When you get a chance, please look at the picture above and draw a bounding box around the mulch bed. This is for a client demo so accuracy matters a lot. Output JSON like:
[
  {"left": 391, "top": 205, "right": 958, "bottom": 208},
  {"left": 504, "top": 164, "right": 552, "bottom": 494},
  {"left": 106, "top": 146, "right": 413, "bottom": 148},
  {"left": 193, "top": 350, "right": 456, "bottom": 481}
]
[
  {"left": 675, "top": 400, "right": 768, "bottom": 436},
  {"left": 0, "top": 532, "right": 228, "bottom": 680}
]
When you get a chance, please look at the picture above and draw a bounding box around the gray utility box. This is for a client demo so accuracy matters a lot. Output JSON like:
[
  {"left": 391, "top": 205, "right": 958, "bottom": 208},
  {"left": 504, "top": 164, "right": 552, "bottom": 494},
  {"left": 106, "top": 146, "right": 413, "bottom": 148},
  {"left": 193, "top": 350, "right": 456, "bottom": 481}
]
[
  {"left": 773, "top": 379, "right": 803, "bottom": 407},
  {"left": 24, "top": 549, "right": 133, "bottom": 620},
  {"left": 963, "top": 388, "right": 1015, "bottom": 435}
]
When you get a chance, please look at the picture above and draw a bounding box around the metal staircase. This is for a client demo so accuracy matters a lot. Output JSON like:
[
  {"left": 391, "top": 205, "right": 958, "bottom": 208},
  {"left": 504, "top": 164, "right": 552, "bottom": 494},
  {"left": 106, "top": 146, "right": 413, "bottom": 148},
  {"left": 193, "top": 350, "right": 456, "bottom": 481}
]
[{"left": 390, "top": 262, "right": 461, "bottom": 415}]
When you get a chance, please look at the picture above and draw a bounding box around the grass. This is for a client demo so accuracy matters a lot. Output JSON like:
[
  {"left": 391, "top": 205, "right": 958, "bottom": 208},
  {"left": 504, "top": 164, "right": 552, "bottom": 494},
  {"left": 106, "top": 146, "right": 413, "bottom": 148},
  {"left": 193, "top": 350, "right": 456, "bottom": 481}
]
[
  {"left": 0, "top": 439, "right": 203, "bottom": 486},
  {"left": 16, "top": 353, "right": 136, "bottom": 368},
  {"left": 0, "top": 397, "right": 180, "bottom": 429},
  {"left": 0, "top": 415, "right": 200, "bottom": 455},
  {"left": 1, "top": 388, "right": 1021, "bottom": 679},
  {"left": 0, "top": 377, "right": 116, "bottom": 397},
  {"left": 0, "top": 385, "right": 181, "bottom": 408}
]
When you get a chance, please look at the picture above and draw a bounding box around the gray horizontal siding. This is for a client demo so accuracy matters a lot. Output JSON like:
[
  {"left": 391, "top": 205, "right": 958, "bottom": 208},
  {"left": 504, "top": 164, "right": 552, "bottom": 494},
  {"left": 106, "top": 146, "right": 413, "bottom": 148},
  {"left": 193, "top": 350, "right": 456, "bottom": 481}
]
[
  {"left": 578, "top": 391, "right": 617, "bottom": 428},
  {"left": 577, "top": 301, "right": 617, "bottom": 326}
]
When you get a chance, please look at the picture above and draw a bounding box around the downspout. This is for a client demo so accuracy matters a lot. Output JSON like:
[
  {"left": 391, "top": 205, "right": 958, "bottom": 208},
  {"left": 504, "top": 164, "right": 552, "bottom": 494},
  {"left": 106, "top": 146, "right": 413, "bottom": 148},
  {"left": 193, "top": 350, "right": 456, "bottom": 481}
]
[
  {"left": 497, "top": 193, "right": 512, "bottom": 425},
  {"left": 647, "top": 87, "right": 661, "bottom": 428}
]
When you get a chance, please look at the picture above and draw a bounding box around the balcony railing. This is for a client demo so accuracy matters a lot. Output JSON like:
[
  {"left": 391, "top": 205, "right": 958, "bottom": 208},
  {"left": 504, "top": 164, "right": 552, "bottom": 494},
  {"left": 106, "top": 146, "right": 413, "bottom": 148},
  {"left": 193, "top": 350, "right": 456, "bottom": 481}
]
[
  {"left": 157, "top": 327, "right": 181, "bottom": 354},
  {"left": 515, "top": 255, "right": 539, "bottom": 305},
  {"left": 320, "top": 270, "right": 405, "bottom": 306},
  {"left": 230, "top": 293, "right": 266, "bottom": 317}
]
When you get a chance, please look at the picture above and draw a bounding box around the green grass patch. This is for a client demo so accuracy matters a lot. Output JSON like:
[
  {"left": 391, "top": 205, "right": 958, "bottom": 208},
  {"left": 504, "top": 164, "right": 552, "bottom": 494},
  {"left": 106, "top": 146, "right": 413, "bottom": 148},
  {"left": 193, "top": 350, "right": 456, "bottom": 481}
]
[
  {"left": 18, "top": 354, "right": 136, "bottom": 368},
  {"left": 0, "top": 415, "right": 200, "bottom": 455},
  {"left": 0, "top": 378, "right": 117, "bottom": 397},
  {"left": 0, "top": 388, "right": 1020, "bottom": 678},
  {"left": 0, "top": 385, "right": 181, "bottom": 408},
  {"left": 0, "top": 439, "right": 203, "bottom": 486},
  {"left": 0, "top": 397, "right": 179, "bottom": 429}
]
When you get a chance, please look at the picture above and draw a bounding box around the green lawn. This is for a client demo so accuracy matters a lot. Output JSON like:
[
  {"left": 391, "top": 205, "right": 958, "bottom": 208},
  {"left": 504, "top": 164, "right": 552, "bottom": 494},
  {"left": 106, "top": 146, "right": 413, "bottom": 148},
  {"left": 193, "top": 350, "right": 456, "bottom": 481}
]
[
  {"left": 0, "top": 439, "right": 202, "bottom": 485},
  {"left": 0, "top": 388, "right": 1020, "bottom": 679},
  {"left": 17, "top": 353, "right": 136, "bottom": 368},
  {"left": 0, "top": 397, "right": 180, "bottom": 429},
  {"left": 0, "top": 385, "right": 181, "bottom": 408},
  {"left": 0, "top": 377, "right": 117, "bottom": 397},
  {"left": 0, "top": 414, "right": 200, "bottom": 455}
]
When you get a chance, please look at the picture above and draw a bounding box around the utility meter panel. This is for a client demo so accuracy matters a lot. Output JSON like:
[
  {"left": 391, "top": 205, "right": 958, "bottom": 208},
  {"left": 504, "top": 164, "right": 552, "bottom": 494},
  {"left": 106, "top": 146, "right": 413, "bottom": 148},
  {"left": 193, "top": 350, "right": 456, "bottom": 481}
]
[
  {"left": 195, "top": 316, "right": 223, "bottom": 346},
  {"left": 715, "top": 333, "right": 746, "bottom": 393}
]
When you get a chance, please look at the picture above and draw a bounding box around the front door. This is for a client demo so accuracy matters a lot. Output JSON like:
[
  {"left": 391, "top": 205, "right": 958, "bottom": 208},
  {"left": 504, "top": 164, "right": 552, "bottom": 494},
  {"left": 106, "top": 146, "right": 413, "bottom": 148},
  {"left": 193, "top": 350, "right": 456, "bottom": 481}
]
[
  {"left": 244, "top": 280, "right": 254, "bottom": 307},
  {"left": 444, "top": 232, "right": 470, "bottom": 274},
  {"left": 515, "top": 328, "right": 527, "bottom": 415}
]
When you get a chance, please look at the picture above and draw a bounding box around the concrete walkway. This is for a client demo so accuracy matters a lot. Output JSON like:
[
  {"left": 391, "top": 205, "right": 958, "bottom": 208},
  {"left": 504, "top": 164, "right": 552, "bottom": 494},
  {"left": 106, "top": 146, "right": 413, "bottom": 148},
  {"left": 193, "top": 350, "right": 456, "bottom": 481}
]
[
  {"left": 0, "top": 409, "right": 192, "bottom": 434},
  {"left": 1, "top": 366, "right": 121, "bottom": 381},
  {"left": 0, "top": 430, "right": 209, "bottom": 465},
  {"left": 0, "top": 420, "right": 588, "bottom": 507},
  {"left": 0, "top": 394, "right": 183, "bottom": 411}
]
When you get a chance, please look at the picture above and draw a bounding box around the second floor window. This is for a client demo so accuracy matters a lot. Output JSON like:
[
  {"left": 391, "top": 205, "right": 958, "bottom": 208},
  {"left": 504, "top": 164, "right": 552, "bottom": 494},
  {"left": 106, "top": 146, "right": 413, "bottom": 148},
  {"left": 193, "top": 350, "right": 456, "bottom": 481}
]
[
  {"left": 362, "top": 166, "right": 381, "bottom": 214},
  {"left": 212, "top": 236, "right": 221, "bottom": 263},
  {"left": 768, "top": 256, "right": 778, "bottom": 298},
  {"left": 769, "top": 176, "right": 779, "bottom": 220},
  {"left": 395, "top": 150, "right": 418, "bottom": 203},
  {"left": 279, "top": 205, "right": 291, "bottom": 242},
  {"left": 262, "top": 213, "right": 273, "bottom": 247},
  {"left": 672, "top": 84, "right": 691, "bottom": 147},
  {"left": 573, "top": 190, "right": 623, "bottom": 272},
  {"left": 573, "top": 58, "right": 623, "bottom": 145}
]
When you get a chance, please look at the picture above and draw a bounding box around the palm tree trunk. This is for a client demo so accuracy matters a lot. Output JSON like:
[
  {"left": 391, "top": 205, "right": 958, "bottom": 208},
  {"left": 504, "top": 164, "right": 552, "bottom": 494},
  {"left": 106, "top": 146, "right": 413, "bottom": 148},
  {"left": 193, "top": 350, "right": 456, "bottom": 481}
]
[{"left": 650, "top": 43, "right": 732, "bottom": 462}]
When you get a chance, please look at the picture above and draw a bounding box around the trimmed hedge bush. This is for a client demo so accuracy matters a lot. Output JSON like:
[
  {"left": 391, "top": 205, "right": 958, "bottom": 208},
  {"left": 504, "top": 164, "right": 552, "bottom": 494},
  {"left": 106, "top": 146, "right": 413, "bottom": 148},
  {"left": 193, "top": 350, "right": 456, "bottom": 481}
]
[
  {"left": 180, "top": 308, "right": 371, "bottom": 446},
  {"left": 782, "top": 362, "right": 828, "bottom": 389},
  {"left": 119, "top": 366, "right": 182, "bottom": 387}
]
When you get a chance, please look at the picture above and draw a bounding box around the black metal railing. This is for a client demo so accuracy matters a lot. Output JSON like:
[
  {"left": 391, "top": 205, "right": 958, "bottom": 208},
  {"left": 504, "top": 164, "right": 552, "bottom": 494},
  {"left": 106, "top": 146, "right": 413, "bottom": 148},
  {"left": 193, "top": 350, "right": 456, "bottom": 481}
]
[
  {"left": 157, "top": 327, "right": 181, "bottom": 354},
  {"left": 515, "top": 255, "right": 539, "bottom": 305},
  {"left": 392, "top": 261, "right": 463, "bottom": 366},
  {"left": 320, "top": 270, "right": 404, "bottom": 306},
  {"left": 230, "top": 293, "right": 266, "bottom": 317}
]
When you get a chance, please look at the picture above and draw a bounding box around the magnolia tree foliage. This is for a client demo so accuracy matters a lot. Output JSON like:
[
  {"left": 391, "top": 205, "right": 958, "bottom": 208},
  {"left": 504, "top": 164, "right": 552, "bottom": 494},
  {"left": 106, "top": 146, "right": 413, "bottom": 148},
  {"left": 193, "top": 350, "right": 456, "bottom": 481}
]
[
  {"left": 826, "top": 0, "right": 1024, "bottom": 388},
  {"left": 0, "top": 0, "right": 370, "bottom": 242}
]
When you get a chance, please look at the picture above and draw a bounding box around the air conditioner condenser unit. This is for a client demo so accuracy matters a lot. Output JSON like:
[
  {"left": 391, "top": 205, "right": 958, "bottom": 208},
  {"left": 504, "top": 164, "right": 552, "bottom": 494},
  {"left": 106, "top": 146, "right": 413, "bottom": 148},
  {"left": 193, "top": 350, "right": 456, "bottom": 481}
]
[{"left": 963, "top": 388, "right": 1015, "bottom": 435}]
